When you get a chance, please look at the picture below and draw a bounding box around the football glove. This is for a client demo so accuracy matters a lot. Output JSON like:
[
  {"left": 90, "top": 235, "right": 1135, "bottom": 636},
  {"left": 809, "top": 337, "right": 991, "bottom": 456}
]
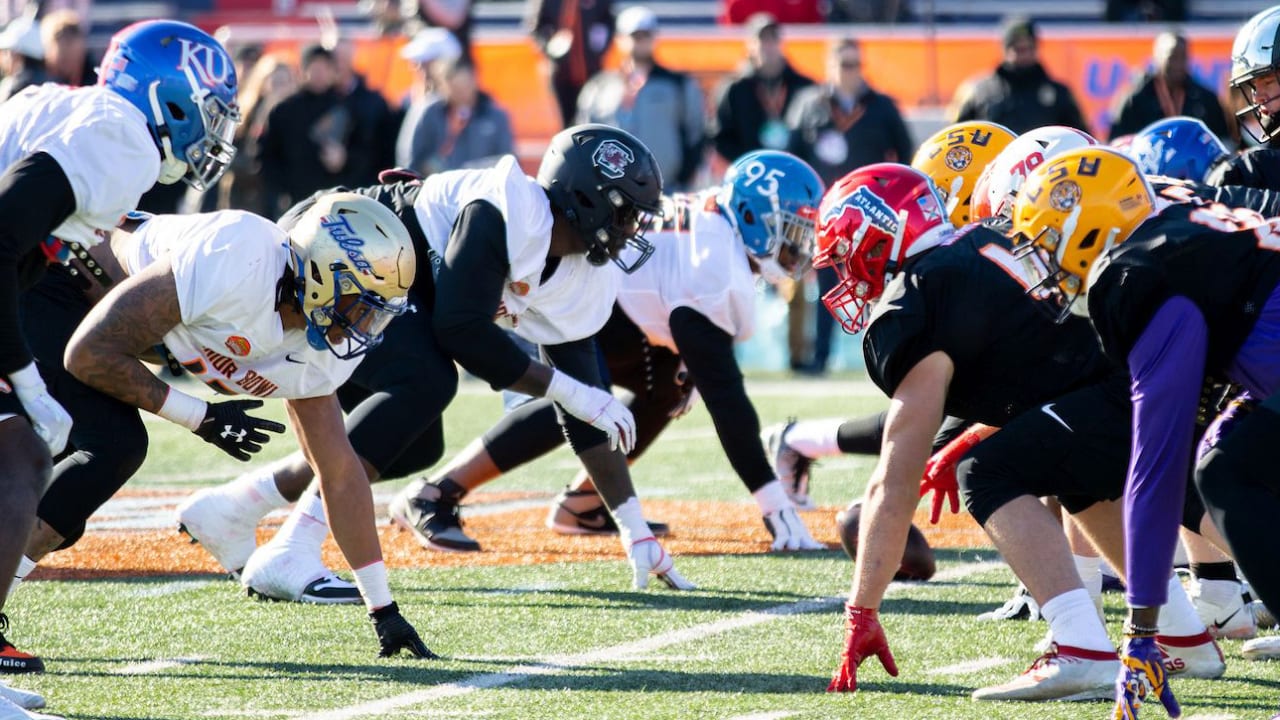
[
  {"left": 828, "top": 604, "right": 898, "bottom": 692},
  {"left": 919, "top": 428, "right": 985, "bottom": 525},
  {"left": 9, "top": 362, "right": 71, "bottom": 455},
  {"left": 668, "top": 363, "right": 699, "bottom": 419},
  {"left": 628, "top": 537, "right": 695, "bottom": 590},
  {"left": 1113, "top": 635, "right": 1181, "bottom": 720},
  {"left": 193, "top": 399, "right": 287, "bottom": 461},
  {"left": 546, "top": 370, "right": 636, "bottom": 453},
  {"left": 762, "top": 506, "right": 825, "bottom": 552},
  {"left": 370, "top": 602, "right": 437, "bottom": 659}
]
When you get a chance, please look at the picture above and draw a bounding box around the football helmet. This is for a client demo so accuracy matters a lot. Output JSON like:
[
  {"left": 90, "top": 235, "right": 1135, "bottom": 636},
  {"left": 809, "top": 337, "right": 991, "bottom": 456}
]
[
  {"left": 538, "top": 124, "right": 664, "bottom": 273},
  {"left": 1010, "top": 147, "right": 1154, "bottom": 321},
  {"left": 718, "top": 150, "right": 824, "bottom": 284},
  {"left": 1231, "top": 5, "right": 1280, "bottom": 144},
  {"left": 287, "top": 192, "right": 417, "bottom": 359},
  {"left": 971, "top": 126, "right": 1097, "bottom": 221},
  {"left": 911, "top": 121, "right": 1017, "bottom": 226},
  {"left": 1129, "top": 117, "right": 1228, "bottom": 182},
  {"left": 98, "top": 20, "right": 240, "bottom": 191},
  {"left": 813, "top": 163, "right": 952, "bottom": 334}
]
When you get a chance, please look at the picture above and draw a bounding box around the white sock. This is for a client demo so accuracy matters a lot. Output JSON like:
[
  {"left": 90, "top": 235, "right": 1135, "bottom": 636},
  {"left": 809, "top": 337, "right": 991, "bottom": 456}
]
[
  {"left": 610, "top": 497, "right": 651, "bottom": 547},
  {"left": 1073, "top": 554, "right": 1104, "bottom": 619},
  {"left": 1160, "top": 573, "right": 1207, "bottom": 636},
  {"left": 781, "top": 419, "right": 843, "bottom": 459},
  {"left": 6, "top": 556, "right": 36, "bottom": 598},
  {"left": 226, "top": 467, "right": 290, "bottom": 519},
  {"left": 752, "top": 480, "right": 792, "bottom": 516},
  {"left": 1041, "top": 588, "right": 1114, "bottom": 653},
  {"left": 270, "top": 490, "right": 329, "bottom": 553},
  {"left": 1196, "top": 578, "right": 1242, "bottom": 608}
]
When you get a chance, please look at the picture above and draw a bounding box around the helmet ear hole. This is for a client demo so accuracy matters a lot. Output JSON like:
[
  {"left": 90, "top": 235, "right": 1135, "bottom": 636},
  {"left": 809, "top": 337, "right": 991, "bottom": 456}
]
[
  {"left": 1077, "top": 228, "right": 1100, "bottom": 251},
  {"left": 741, "top": 208, "right": 755, "bottom": 225},
  {"left": 165, "top": 101, "right": 186, "bottom": 121}
]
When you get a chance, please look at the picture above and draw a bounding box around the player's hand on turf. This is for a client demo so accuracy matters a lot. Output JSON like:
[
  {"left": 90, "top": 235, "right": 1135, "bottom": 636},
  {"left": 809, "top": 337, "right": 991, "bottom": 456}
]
[
  {"left": 762, "top": 506, "right": 825, "bottom": 551},
  {"left": 628, "top": 537, "right": 696, "bottom": 590},
  {"left": 193, "top": 399, "right": 287, "bottom": 461},
  {"left": 10, "top": 362, "right": 72, "bottom": 455},
  {"left": 1114, "top": 635, "right": 1180, "bottom": 720},
  {"left": 546, "top": 371, "right": 636, "bottom": 453},
  {"left": 828, "top": 604, "right": 898, "bottom": 693},
  {"left": 919, "top": 429, "right": 984, "bottom": 524},
  {"left": 370, "top": 602, "right": 438, "bottom": 659}
]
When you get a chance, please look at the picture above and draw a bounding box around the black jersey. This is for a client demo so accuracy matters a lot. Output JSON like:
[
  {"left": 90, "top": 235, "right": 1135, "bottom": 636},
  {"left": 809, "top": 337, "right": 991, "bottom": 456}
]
[
  {"left": 1205, "top": 147, "right": 1280, "bottom": 191},
  {"left": 1150, "top": 176, "right": 1280, "bottom": 218},
  {"left": 1087, "top": 202, "right": 1280, "bottom": 372},
  {"left": 862, "top": 224, "right": 1110, "bottom": 426}
]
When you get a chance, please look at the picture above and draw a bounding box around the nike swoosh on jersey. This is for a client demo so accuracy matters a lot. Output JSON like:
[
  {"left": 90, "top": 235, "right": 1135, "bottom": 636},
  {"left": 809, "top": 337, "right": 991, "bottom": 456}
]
[
  {"left": 1041, "top": 403, "right": 1073, "bottom": 432},
  {"left": 285, "top": 353, "right": 306, "bottom": 364}
]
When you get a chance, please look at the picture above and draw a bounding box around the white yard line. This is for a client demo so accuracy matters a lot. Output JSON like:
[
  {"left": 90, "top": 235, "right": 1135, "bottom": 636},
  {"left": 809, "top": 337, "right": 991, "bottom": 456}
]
[
  {"left": 296, "top": 562, "right": 997, "bottom": 720},
  {"left": 726, "top": 713, "right": 800, "bottom": 720},
  {"left": 112, "top": 656, "right": 206, "bottom": 675},
  {"left": 126, "top": 580, "right": 213, "bottom": 598},
  {"left": 925, "top": 657, "right": 1014, "bottom": 676}
]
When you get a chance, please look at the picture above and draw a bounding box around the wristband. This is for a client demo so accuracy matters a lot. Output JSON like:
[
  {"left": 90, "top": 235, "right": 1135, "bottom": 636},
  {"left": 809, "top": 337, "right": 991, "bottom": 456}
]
[
  {"left": 8, "top": 362, "right": 44, "bottom": 390},
  {"left": 157, "top": 388, "right": 207, "bottom": 431},
  {"left": 353, "top": 560, "right": 394, "bottom": 612}
]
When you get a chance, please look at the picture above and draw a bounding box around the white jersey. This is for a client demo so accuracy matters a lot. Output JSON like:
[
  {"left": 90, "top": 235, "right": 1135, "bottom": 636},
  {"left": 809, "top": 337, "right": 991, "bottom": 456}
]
[
  {"left": 119, "top": 212, "right": 360, "bottom": 400},
  {"left": 412, "top": 155, "right": 616, "bottom": 345},
  {"left": 0, "top": 84, "right": 159, "bottom": 248},
  {"left": 616, "top": 194, "right": 757, "bottom": 352}
]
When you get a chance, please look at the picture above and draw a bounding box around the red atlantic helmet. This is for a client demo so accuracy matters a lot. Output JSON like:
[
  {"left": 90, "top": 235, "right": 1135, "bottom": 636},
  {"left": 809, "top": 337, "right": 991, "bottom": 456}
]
[{"left": 813, "top": 163, "right": 952, "bottom": 334}]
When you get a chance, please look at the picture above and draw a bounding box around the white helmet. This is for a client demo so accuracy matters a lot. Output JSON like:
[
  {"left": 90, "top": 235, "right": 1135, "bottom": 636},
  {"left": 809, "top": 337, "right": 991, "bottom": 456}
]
[
  {"left": 287, "top": 192, "right": 416, "bottom": 359},
  {"left": 971, "top": 125, "right": 1097, "bottom": 221},
  {"left": 1231, "top": 5, "right": 1280, "bottom": 144}
]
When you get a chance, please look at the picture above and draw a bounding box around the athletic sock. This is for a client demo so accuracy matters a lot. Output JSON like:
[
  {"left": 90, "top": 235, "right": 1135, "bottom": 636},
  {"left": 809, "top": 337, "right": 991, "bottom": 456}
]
[
  {"left": 1072, "top": 554, "right": 1104, "bottom": 619},
  {"left": 1041, "top": 588, "right": 1114, "bottom": 653},
  {"left": 1159, "top": 573, "right": 1208, "bottom": 636},
  {"left": 783, "top": 419, "right": 843, "bottom": 458},
  {"left": 270, "top": 490, "right": 328, "bottom": 553},
  {"left": 6, "top": 556, "right": 36, "bottom": 598},
  {"left": 225, "top": 466, "right": 290, "bottom": 520},
  {"left": 1190, "top": 561, "right": 1239, "bottom": 582}
]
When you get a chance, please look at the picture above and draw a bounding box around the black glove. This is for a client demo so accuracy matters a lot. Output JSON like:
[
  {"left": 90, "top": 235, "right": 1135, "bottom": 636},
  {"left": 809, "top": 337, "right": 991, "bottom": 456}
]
[
  {"left": 370, "top": 602, "right": 437, "bottom": 658},
  {"left": 193, "top": 399, "right": 287, "bottom": 461}
]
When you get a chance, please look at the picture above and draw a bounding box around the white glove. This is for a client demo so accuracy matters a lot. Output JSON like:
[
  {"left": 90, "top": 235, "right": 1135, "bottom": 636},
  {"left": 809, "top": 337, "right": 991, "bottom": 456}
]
[
  {"left": 668, "top": 363, "right": 699, "bottom": 419},
  {"left": 10, "top": 362, "right": 71, "bottom": 455},
  {"left": 628, "top": 537, "right": 696, "bottom": 590},
  {"left": 762, "top": 506, "right": 825, "bottom": 552},
  {"left": 545, "top": 370, "right": 636, "bottom": 453}
]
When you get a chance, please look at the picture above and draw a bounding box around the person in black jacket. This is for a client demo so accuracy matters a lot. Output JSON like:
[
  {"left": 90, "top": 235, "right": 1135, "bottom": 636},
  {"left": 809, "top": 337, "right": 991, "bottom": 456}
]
[
  {"left": 953, "top": 16, "right": 1088, "bottom": 135},
  {"left": 526, "top": 0, "right": 614, "bottom": 129},
  {"left": 1109, "top": 31, "right": 1231, "bottom": 143}
]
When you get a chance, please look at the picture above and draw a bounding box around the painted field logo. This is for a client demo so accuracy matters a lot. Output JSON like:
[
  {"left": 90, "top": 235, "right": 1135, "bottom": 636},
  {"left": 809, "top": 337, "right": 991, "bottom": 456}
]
[
  {"left": 320, "top": 215, "right": 374, "bottom": 275},
  {"left": 592, "top": 140, "right": 634, "bottom": 180},
  {"left": 224, "top": 335, "right": 251, "bottom": 357}
]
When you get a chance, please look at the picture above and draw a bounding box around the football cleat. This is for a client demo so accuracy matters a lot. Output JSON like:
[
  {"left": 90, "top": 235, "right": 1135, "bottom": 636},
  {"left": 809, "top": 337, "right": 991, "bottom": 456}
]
[
  {"left": 240, "top": 542, "right": 361, "bottom": 605},
  {"left": 1243, "top": 634, "right": 1280, "bottom": 661},
  {"left": 977, "top": 584, "right": 1042, "bottom": 621},
  {"left": 175, "top": 485, "right": 263, "bottom": 578},
  {"left": 0, "top": 617, "right": 41, "bottom": 675},
  {"left": 546, "top": 489, "right": 670, "bottom": 537},
  {"left": 760, "top": 420, "right": 815, "bottom": 510},
  {"left": 1187, "top": 577, "right": 1258, "bottom": 640},
  {"left": 388, "top": 486, "right": 481, "bottom": 553},
  {"left": 0, "top": 682, "right": 42, "bottom": 710},
  {"left": 1157, "top": 632, "right": 1226, "bottom": 678},
  {"left": 971, "top": 643, "right": 1118, "bottom": 702}
]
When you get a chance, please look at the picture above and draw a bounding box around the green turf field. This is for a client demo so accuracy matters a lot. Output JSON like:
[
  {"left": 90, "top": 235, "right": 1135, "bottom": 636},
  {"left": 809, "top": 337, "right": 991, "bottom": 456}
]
[{"left": 6, "top": 375, "right": 1279, "bottom": 719}]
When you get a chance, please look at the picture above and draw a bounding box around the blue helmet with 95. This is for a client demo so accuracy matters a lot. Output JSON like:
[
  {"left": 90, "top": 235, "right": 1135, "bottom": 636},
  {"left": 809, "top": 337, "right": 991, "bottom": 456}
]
[
  {"left": 719, "top": 150, "right": 824, "bottom": 283},
  {"left": 287, "top": 193, "right": 417, "bottom": 360},
  {"left": 98, "top": 20, "right": 240, "bottom": 191},
  {"left": 1128, "top": 116, "right": 1228, "bottom": 182}
]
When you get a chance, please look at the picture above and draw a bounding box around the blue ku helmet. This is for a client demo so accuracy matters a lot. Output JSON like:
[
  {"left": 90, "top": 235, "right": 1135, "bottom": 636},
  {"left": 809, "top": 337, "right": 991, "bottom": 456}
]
[
  {"left": 718, "top": 150, "right": 825, "bottom": 284},
  {"left": 98, "top": 20, "right": 241, "bottom": 191},
  {"left": 1128, "top": 116, "right": 1229, "bottom": 182}
]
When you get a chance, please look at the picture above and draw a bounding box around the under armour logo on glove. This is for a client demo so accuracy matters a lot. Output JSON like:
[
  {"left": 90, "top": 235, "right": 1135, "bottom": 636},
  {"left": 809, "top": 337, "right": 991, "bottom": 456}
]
[{"left": 194, "top": 399, "right": 286, "bottom": 461}]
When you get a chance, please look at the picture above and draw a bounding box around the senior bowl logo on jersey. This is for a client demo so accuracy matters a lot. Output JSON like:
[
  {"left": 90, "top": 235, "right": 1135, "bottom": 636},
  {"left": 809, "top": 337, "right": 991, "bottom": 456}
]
[
  {"left": 224, "top": 335, "right": 251, "bottom": 357},
  {"left": 822, "top": 186, "right": 900, "bottom": 237},
  {"left": 592, "top": 140, "right": 634, "bottom": 180}
]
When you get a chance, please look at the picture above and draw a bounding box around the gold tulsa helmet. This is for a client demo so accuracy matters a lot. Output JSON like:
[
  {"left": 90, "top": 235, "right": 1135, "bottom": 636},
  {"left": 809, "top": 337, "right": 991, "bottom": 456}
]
[
  {"left": 1010, "top": 146, "right": 1154, "bottom": 321},
  {"left": 911, "top": 121, "right": 1017, "bottom": 226},
  {"left": 287, "top": 191, "right": 417, "bottom": 359}
]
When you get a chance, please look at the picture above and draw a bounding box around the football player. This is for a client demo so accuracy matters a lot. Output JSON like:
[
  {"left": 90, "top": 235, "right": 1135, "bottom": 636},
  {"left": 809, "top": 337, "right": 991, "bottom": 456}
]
[
  {"left": 382, "top": 150, "right": 827, "bottom": 554},
  {"left": 0, "top": 20, "right": 238, "bottom": 714},
  {"left": 9, "top": 195, "right": 431, "bottom": 665},
  {"left": 1206, "top": 6, "right": 1280, "bottom": 189},
  {"left": 1128, "top": 116, "right": 1228, "bottom": 183},
  {"left": 1013, "top": 146, "right": 1280, "bottom": 719},
  {"left": 817, "top": 163, "right": 1222, "bottom": 702},
  {"left": 176, "top": 124, "right": 694, "bottom": 596}
]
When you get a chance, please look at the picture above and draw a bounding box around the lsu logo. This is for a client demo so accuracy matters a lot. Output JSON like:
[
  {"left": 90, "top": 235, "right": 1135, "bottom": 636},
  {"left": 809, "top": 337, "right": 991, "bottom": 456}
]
[
  {"left": 224, "top": 335, "right": 251, "bottom": 357},
  {"left": 821, "top": 186, "right": 900, "bottom": 238},
  {"left": 321, "top": 215, "right": 375, "bottom": 276},
  {"left": 177, "top": 38, "right": 232, "bottom": 88},
  {"left": 592, "top": 140, "right": 634, "bottom": 180}
]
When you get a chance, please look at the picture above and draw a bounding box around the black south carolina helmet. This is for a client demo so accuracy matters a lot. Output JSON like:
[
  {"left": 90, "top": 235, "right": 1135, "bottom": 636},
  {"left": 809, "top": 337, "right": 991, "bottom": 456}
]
[{"left": 537, "top": 124, "right": 664, "bottom": 273}]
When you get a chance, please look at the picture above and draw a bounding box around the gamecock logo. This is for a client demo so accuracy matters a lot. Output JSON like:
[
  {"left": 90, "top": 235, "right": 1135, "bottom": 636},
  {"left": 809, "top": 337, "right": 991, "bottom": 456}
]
[{"left": 592, "top": 140, "right": 634, "bottom": 180}]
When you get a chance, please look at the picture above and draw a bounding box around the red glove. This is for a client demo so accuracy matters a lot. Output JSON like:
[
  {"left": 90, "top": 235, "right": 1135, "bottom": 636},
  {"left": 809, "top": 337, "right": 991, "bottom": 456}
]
[
  {"left": 919, "top": 428, "right": 986, "bottom": 524},
  {"left": 827, "top": 604, "right": 898, "bottom": 692}
]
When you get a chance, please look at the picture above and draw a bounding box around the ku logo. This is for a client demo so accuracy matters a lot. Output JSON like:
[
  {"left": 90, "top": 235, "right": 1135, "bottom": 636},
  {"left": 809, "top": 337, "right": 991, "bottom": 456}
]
[
  {"left": 592, "top": 140, "right": 634, "bottom": 180},
  {"left": 220, "top": 425, "right": 247, "bottom": 442},
  {"left": 822, "top": 186, "right": 900, "bottom": 237},
  {"left": 177, "top": 38, "right": 231, "bottom": 88}
]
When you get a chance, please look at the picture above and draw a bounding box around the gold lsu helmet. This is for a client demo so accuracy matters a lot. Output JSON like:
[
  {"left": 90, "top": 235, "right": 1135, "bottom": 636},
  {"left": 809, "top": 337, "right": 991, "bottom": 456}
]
[
  {"left": 1010, "top": 146, "right": 1154, "bottom": 320},
  {"left": 911, "top": 121, "right": 1017, "bottom": 226}
]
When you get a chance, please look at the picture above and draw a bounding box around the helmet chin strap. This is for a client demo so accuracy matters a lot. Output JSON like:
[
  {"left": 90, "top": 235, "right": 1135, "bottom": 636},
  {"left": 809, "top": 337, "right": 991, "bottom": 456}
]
[{"left": 147, "top": 80, "right": 187, "bottom": 184}]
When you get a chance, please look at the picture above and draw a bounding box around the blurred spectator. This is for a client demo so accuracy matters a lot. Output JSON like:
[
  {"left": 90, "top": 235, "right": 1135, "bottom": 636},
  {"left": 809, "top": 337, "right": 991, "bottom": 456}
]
[
  {"left": 40, "top": 9, "right": 90, "bottom": 86},
  {"left": 0, "top": 11, "right": 44, "bottom": 103},
  {"left": 395, "top": 27, "right": 463, "bottom": 168},
  {"left": 398, "top": 56, "right": 514, "bottom": 176},
  {"left": 1108, "top": 31, "right": 1231, "bottom": 144},
  {"left": 219, "top": 54, "right": 296, "bottom": 214},
  {"left": 720, "top": 0, "right": 821, "bottom": 25},
  {"left": 576, "top": 7, "right": 704, "bottom": 190},
  {"left": 827, "top": 0, "right": 911, "bottom": 22},
  {"left": 407, "top": 0, "right": 474, "bottom": 60},
  {"left": 1105, "top": 0, "right": 1186, "bottom": 21},
  {"left": 712, "top": 14, "right": 815, "bottom": 165},
  {"left": 787, "top": 37, "right": 913, "bottom": 375},
  {"left": 527, "top": 0, "right": 614, "bottom": 129},
  {"left": 258, "top": 45, "right": 347, "bottom": 216},
  {"left": 332, "top": 38, "right": 395, "bottom": 184},
  {"left": 953, "top": 17, "right": 1088, "bottom": 134}
]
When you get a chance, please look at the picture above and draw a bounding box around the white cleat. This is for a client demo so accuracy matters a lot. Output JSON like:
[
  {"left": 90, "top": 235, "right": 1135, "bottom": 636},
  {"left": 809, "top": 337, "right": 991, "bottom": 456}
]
[
  {"left": 977, "top": 584, "right": 1042, "bottom": 621},
  {"left": 0, "top": 694, "right": 60, "bottom": 720},
  {"left": 1243, "top": 634, "right": 1280, "bottom": 661},
  {"left": 760, "top": 421, "right": 815, "bottom": 510},
  {"left": 1158, "top": 632, "right": 1226, "bottom": 679},
  {"left": 0, "top": 683, "right": 42, "bottom": 710},
  {"left": 1188, "top": 577, "right": 1257, "bottom": 640},
  {"left": 240, "top": 542, "right": 362, "bottom": 605},
  {"left": 971, "top": 644, "right": 1118, "bottom": 702},
  {"left": 176, "top": 486, "right": 262, "bottom": 578}
]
